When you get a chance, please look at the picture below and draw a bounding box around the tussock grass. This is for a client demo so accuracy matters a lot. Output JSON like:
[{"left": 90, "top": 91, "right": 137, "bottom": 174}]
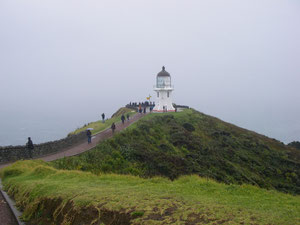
[{"left": 1, "top": 160, "right": 300, "bottom": 224}]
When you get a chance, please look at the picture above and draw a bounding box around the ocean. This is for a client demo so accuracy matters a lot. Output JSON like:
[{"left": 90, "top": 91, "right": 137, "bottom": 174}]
[{"left": 0, "top": 109, "right": 115, "bottom": 147}]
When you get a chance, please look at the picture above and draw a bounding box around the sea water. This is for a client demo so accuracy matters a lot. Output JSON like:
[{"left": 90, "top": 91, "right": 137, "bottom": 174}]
[{"left": 0, "top": 109, "right": 114, "bottom": 146}]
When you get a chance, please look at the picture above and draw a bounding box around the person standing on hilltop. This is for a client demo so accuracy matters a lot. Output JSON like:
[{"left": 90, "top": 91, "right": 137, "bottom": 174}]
[
  {"left": 26, "top": 137, "right": 34, "bottom": 159},
  {"left": 121, "top": 114, "right": 125, "bottom": 124},
  {"left": 86, "top": 129, "right": 92, "bottom": 144},
  {"left": 111, "top": 122, "right": 116, "bottom": 134},
  {"left": 101, "top": 113, "right": 105, "bottom": 123},
  {"left": 126, "top": 114, "right": 130, "bottom": 121}
]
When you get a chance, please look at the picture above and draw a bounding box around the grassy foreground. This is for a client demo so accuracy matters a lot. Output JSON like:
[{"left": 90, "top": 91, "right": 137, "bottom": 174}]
[
  {"left": 69, "top": 107, "right": 136, "bottom": 135},
  {"left": 1, "top": 160, "right": 300, "bottom": 225}
]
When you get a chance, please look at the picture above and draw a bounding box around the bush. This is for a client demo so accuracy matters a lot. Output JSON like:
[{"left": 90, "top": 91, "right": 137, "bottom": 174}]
[
  {"left": 183, "top": 123, "right": 195, "bottom": 132},
  {"left": 288, "top": 141, "right": 300, "bottom": 150}
]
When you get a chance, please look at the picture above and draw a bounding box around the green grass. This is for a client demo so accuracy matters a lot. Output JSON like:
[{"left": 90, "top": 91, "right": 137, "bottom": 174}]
[
  {"left": 69, "top": 107, "right": 136, "bottom": 135},
  {"left": 1, "top": 160, "right": 300, "bottom": 225},
  {"left": 53, "top": 108, "right": 300, "bottom": 195}
]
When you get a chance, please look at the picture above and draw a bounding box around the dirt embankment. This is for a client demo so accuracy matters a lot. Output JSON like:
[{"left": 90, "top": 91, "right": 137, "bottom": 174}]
[
  {"left": 23, "top": 197, "right": 136, "bottom": 225},
  {"left": 18, "top": 196, "right": 231, "bottom": 225}
]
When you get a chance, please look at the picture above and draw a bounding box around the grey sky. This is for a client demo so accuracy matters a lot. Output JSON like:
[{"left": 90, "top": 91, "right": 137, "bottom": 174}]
[{"left": 0, "top": 0, "right": 299, "bottom": 145}]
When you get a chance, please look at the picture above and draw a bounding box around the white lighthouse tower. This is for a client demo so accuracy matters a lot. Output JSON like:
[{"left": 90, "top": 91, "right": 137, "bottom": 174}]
[{"left": 153, "top": 66, "right": 175, "bottom": 112}]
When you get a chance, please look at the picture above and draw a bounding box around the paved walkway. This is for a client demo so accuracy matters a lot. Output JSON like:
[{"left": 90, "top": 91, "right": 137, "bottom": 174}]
[
  {"left": 0, "top": 191, "right": 18, "bottom": 225},
  {"left": 0, "top": 113, "right": 145, "bottom": 169}
]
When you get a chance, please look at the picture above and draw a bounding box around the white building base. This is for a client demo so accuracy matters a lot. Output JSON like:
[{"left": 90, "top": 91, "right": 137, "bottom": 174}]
[
  {"left": 153, "top": 105, "right": 175, "bottom": 112},
  {"left": 153, "top": 90, "right": 175, "bottom": 112}
]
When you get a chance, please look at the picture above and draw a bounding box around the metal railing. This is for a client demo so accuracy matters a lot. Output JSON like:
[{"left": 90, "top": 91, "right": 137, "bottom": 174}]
[{"left": 153, "top": 85, "right": 174, "bottom": 89}]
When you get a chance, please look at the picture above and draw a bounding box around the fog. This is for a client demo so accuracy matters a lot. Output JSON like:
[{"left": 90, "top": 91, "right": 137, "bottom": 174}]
[{"left": 0, "top": 0, "right": 299, "bottom": 145}]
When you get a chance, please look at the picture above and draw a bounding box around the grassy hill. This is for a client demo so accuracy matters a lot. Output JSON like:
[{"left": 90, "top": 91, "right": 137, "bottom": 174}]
[
  {"left": 68, "top": 107, "right": 136, "bottom": 135},
  {"left": 54, "top": 109, "right": 300, "bottom": 195},
  {"left": 1, "top": 160, "right": 299, "bottom": 225}
]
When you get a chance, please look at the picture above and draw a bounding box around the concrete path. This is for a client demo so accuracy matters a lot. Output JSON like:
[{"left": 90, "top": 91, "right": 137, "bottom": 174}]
[
  {"left": 0, "top": 113, "right": 144, "bottom": 169},
  {"left": 0, "top": 191, "right": 18, "bottom": 225}
]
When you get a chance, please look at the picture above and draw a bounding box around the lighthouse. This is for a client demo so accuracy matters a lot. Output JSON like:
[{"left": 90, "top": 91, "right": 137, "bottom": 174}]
[{"left": 153, "top": 66, "right": 175, "bottom": 112}]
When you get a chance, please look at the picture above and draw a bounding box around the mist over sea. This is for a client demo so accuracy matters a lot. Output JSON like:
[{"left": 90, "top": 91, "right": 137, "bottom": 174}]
[
  {"left": 1, "top": 102, "right": 299, "bottom": 146},
  {"left": 0, "top": 107, "right": 116, "bottom": 146}
]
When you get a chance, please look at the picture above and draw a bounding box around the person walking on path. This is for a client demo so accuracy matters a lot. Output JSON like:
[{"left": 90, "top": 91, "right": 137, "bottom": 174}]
[
  {"left": 26, "top": 137, "right": 34, "bottom": 159},
  {"left": 121, "top": 114, "right": 126, "bottom": 124},
  {"left": 126, "top": 114, "right": 130, "bottom": 121},
  {"left": 138, "top": 104, "right": 142, "bottom": 113},
  {"left": 86, "top": 129, "right": 92, "bottom": 144},
  {"left": 101, "top": 113, "right": 105, "bottom": 123},
  {"left": 111, "top": 122, "right": 116, "bottom": 134}
]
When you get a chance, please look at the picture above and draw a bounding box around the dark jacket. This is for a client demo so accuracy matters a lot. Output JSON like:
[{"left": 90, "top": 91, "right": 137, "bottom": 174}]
[
  {"left": 86, "top": 130, "right": 92, "bottom": 137},
  {"left": 26, "top": 140, "right": 34, "bottom": 149}
]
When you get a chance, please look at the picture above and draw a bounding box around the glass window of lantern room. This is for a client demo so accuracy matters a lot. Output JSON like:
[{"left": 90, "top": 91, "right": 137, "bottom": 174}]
[
  {"left": 165, "top": 77, "right": 171, "bottom": 87},
  {"left": 157, "top": 77, "right": 164, "bottom": 88}
]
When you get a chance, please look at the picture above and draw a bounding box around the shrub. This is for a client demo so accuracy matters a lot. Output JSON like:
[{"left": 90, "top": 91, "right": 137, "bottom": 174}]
[{"left": 183, "top": 123, "right": 195, "bottom": 132}]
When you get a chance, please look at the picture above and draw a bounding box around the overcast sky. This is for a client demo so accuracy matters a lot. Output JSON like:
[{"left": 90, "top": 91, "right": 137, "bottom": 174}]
[{"left": 0, "top": 0, "right": 299, "bottom": 145}]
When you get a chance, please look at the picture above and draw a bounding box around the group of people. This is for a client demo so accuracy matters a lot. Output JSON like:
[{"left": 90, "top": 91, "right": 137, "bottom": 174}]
[
  {"left": 138, "top": 105, "right": 153, "bottom": 113},
  {"left": 121, "top": 114, "right": 130, "bottom": 124},
  {"left": 108, "top": 114, "right": 130, "bottom": 135},
  {"left": 86, "top": 113, "right": 131, "bottom": 143},
  {"left": 128, "top": 101, "right": 155, "bottom": 107},
  {"left": 110, "top": 113, "right": 131, "bottom": 135}
]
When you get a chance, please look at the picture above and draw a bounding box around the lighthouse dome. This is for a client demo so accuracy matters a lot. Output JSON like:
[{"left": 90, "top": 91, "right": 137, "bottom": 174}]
[
  {"left": 156, "top": 66, "right": 171, "bottom": 88},
  {"left": 157, "top": 66, "right": 170, "bottom": 77}
]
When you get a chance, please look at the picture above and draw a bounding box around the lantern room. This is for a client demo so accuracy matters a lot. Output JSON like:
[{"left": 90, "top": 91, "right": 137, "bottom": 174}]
[{"left": 156, "top": 66, "right": 171, "bottom": 88}]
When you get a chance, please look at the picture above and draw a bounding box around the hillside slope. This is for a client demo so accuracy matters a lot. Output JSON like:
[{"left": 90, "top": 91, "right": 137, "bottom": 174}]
[
  {"left": 1, "top": 160, "right": 299, "bottom": 225},
  {"left": 54, "top": 109, "right": 300, "bottom": 194},
  {"left": 68, "top": 107, "right": 136, "bottom": 135}
]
